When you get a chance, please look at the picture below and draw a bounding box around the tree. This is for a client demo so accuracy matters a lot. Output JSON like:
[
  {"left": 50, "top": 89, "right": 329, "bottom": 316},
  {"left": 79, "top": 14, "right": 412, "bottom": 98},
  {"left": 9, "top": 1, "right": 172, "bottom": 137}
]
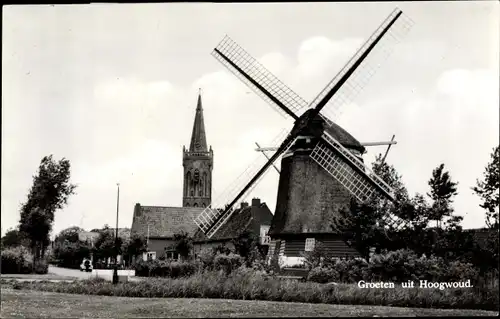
[
  {"left": 18, "top": 155, "right": 76, "bottom": 263},
  {"left": 122, "top": 234, "right": 147, "bottom": 265},
  {"left": 54, "top": 226, "right": 85, "bottom": 244},
  {"left": 473, "top": 146, "right": 499, "bottom": 229},
  {"left": 426, "top": 163, "right": 458, "bottom": 228},
  {"left": 173, "top": 231, "right": 193, "bottom": 261},
  {"left": 1, "top": 228, "right": 29, "bottom": 248},
  {"left": 231, "top": 231, "right": 259, "bottom": 264},
  {"left": 93, "top": 228, "right": 122, "bottom": 265}
]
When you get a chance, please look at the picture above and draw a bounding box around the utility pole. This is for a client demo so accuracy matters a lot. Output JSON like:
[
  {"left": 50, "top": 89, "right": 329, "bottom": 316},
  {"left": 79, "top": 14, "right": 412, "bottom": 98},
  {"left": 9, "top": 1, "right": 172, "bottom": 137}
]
[{"left": 112, "top": 183, "right": 120, "bottom": 284}]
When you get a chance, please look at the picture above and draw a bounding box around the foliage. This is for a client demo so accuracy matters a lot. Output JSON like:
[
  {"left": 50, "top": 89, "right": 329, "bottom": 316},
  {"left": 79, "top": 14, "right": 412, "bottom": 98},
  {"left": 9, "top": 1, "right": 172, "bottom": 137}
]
[
  {"left": 304, "top": 249, "right": 483, "bottom": 287},
  {"left": 18, "top": 155, "right": 76, "bottom": 261},
  {"left": 54, "top": 226, "right": 85, "bottom": 243},
  {"left": 1, "top": 227, "right": 29, "bottom": 248},
  {"left": 473, "top": 146, "right": 499, "bottom": 229},
  {"left": 426, "top": 163, "right": 459, "bottom": 228},
  {"left": 172, "top": 231, "right": 193, "bottom": 261},
  {"left": 1, "top": 246, "right": 47, "bottom": 274},
  {"left": 213, "top": 253, "right": 244, "bottom": 274},
  {"left": 122, "top": 234, "right": 147, "bottom": 264},
  {"left": 133, "top": 259, "right": 199, "bottom": 278},
  {"left": 52, "top": 240, "right": 91, "bottom": 269},
  {"left": 231, "top": 231, "right": 259, "bottom": 264},
  {"left": 212, "top": 243, "right": 233, "bottom": 255},
  {"left": 197, "top": 247, "right": 216, "bottom": 270},
  {"left": 93, "top": 227, "right": 123, "bottom": 262},
  {"left": 8, "top": 267, "right": 499, "bottom": 311}
]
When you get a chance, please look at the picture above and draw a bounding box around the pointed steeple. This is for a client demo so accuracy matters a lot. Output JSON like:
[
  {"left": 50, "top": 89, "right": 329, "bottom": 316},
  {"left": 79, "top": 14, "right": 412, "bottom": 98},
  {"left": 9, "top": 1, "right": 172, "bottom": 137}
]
[{"left": 189, "top": 89, "right": 208, "bottom": 152}]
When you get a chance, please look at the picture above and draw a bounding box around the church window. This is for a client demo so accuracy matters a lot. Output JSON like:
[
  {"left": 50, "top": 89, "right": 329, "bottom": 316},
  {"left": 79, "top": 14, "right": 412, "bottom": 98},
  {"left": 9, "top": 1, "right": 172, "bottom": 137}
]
[
  {"left": 190, "top": 189, "right": 194, "bottom": 196},
  {"left": 186, "top": 172, "right": 192, "bottom": 196},
  {"left": 193, "top": 203, "right": 198, "bottom": 207},
  {"left": 203, "top": 172, "right": 208, "bottom": 197},
  {"left": 202, "top": 203, "right": 206, "bottom": 208},
  {"left": 185, "top": 203, "right": 190, "bottom": 207}
]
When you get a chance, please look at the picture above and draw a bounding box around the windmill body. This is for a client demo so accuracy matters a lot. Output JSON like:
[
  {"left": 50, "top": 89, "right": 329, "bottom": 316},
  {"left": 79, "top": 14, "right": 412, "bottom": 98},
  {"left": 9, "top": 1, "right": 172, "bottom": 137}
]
[{"left": 267, "top": 113, "right": 366, "bottom": 261}]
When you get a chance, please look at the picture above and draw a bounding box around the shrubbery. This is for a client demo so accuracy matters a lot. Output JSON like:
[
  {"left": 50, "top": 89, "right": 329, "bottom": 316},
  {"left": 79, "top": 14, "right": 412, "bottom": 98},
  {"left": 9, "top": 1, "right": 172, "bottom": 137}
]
[
  {"left": 134, "top": 259, "right": 199, "bottom": 278},
  {"left": 1, "top": 246, "right": 48, "bottom": 274},
  {"left": 213, "top": 253, "right": 244, "bottom": 274},
  {"left": 306, "top": 249, "right": 484, "bottom": 284}
]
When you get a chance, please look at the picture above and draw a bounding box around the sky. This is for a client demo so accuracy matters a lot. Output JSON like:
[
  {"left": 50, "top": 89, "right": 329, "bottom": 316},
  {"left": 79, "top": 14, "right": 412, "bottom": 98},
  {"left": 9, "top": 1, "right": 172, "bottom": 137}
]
[{"left": 2, "top": 2, "right": 499, "bottom": 237}]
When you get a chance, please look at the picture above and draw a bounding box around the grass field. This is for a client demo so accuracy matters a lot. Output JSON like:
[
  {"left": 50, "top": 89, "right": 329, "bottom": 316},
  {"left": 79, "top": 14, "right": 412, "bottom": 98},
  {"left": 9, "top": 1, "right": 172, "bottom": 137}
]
[{"left": 1, "top": 288, "right": 498, "bottom": 318}]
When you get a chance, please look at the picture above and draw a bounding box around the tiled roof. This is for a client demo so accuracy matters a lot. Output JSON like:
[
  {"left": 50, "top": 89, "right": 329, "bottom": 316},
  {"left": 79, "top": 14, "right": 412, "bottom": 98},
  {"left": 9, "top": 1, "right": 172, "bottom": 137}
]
[
  {"left": 193, "top": 202, "right": 273, "bottom": 242},
  {"left": 131, "top": 205, "right": 204, "bottom": 239}
]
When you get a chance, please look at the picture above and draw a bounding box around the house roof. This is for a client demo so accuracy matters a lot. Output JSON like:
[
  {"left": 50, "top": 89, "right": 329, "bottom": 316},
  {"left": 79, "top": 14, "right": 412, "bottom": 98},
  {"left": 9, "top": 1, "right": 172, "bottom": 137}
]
[
  {"left": 193, "top": 201, "right": 273, "bottom": 242},
  {"left": 131, "top": 204, "right": 204, "bottom": 238}
]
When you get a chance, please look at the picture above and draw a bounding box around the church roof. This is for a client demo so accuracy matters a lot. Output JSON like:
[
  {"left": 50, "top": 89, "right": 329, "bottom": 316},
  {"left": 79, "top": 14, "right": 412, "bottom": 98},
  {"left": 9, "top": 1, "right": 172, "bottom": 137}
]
[
  {"left": 131, "top": 204, "right": 204, "bottom": 238},
  {"left": 193, "top": 200, "right": 273, "bottom": 242},
  {"left": 188, "top": 92, "right": 208, "bottom": 153}
]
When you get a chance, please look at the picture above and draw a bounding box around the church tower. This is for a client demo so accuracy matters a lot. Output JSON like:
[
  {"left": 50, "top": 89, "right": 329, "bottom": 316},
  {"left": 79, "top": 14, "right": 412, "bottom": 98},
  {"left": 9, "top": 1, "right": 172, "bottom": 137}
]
[{"left": 182, "top": 91, "right": 213, "bottom": 208}]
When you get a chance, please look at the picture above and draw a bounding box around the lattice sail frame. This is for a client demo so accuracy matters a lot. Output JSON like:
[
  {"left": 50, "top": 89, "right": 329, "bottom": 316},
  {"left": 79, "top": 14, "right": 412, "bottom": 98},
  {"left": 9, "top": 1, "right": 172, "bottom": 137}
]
[
  {"left": 311, "top": 8, "right": 415, "bottom": 126},
  {"left": 212, "top": 37, "right": 309, "bottom": 119},
  {"left": 194, "top": 129, "right": 297, "bottom": 239},
  {"left": 310, "top": 131, "right": 406, "bottom": 230}
]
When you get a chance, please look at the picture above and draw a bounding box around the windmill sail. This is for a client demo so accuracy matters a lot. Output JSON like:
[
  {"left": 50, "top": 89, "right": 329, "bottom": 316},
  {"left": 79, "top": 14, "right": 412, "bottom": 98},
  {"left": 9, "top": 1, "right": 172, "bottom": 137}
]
[
  {"left": 212, "top": 36, "right": 308, "bottom": 120},
  {"left": 310, "top": 131, "right": 395, "bottom": 202},
  {"left": 311, "top": 8, "right": 414, "bottom": 125}
]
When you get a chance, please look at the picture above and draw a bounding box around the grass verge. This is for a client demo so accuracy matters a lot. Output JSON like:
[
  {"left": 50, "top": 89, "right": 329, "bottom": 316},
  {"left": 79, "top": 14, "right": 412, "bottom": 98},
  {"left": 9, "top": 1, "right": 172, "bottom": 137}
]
[
  {"left": 1, "top": 288, "right": 498, "bottom": 318},
  {"left": 2, "top": 269, "right": 498, "bottom": 311}
]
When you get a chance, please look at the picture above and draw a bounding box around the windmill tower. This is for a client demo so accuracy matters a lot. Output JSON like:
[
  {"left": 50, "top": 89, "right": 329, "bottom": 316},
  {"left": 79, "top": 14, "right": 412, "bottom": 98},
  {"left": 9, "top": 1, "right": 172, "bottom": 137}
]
[{"left": 193, "top": 8, "right": 414, "bottom": 261}]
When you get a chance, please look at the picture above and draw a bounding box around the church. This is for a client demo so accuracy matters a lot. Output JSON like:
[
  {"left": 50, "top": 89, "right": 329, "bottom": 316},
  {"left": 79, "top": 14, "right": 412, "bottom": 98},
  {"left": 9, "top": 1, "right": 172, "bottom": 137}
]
[{"left": 130, "top": 92, "right": 273, "bottom": 260}]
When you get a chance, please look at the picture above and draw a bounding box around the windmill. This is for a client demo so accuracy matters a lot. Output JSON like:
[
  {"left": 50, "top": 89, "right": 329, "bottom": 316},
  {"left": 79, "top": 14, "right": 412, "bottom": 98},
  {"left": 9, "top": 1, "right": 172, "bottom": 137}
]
[{"left": 194, "top": 8, "right": 414, "bottom": 247}]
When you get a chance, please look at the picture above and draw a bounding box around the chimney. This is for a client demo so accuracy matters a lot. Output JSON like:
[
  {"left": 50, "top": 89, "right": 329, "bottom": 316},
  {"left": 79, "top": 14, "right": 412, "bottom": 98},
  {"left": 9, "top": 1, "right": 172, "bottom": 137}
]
[
  {"left": 240, "top": 202, "right": 249, "bottom": 209},
  {"left": 251, "top": 198, "right": 261, "bottom": 207}
]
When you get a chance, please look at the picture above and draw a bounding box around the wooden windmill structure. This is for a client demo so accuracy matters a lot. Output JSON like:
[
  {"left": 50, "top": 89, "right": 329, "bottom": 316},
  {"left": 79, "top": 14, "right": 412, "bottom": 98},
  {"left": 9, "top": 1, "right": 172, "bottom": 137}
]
[{"left": 193, "top": 8, "right": 414, "bottom": 259}]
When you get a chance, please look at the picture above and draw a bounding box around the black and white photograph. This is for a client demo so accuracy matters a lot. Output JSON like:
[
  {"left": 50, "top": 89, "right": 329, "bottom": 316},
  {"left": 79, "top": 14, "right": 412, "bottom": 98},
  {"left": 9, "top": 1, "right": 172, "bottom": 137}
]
[{"left": 1, "top": 2, "right": 499, "bottom": 317}]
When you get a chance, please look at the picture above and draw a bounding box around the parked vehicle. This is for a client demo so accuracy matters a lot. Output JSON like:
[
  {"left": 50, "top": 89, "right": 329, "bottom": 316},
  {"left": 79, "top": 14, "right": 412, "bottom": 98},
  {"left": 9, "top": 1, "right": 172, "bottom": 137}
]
[{"left": 80, "top": 258, "right": 93, "bottom": 272}]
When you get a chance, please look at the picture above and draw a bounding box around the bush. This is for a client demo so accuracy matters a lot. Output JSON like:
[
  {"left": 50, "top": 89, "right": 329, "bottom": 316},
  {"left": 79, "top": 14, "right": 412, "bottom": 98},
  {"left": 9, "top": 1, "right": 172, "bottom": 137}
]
[
  {"left": 1, "top": 246, "right": 33, "bottom": 274},
  {"left": 213, "top": 253, "right": 244, "bottom": 275},
  {"left": 307, "top": 267, "right": 338, "bottom": 284},
  {"left": 133, "top": 259, "right": 199, "bottom": 278},
  {"left": 198, "top": 248, "right": 216, "bottom": 270},
  {"left": 33, "top": 259, "right": 49, "bottom": 274}
]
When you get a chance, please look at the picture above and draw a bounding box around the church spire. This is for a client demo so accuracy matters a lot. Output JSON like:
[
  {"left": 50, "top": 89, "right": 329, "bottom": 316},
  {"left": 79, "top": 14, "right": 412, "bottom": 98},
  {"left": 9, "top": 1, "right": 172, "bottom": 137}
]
[{"left": 189, "top": 89, "right": 208, "bottom": 152}]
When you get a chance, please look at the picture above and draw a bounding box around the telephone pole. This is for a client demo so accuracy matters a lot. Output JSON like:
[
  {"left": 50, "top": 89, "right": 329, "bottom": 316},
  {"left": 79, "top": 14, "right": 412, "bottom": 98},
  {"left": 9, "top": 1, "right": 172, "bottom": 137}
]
[{"left": 112, "top": 183, "right": 120, "bottom": 284}]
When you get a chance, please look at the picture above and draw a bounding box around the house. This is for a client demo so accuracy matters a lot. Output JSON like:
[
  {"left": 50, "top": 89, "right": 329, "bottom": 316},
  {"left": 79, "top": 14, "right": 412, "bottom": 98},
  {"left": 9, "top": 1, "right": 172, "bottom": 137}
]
[
  {"left": 192, "top": 198, "right": 274, "bottom": 255},
  {"left": 131, "top": 204, "right": 204, "bottom": 260}
]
